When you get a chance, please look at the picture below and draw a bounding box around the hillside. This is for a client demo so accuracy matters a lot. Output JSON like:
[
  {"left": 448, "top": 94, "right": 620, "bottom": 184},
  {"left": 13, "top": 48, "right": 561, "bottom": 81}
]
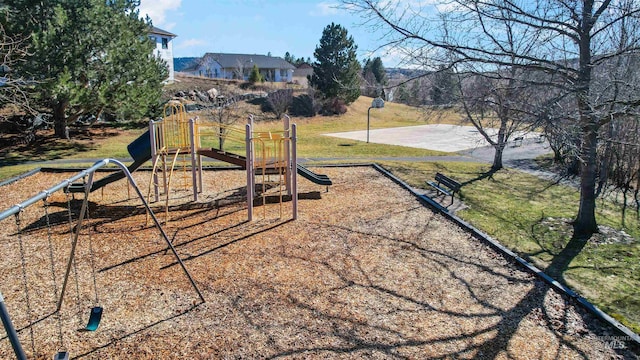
[{"left": 174, "top": 57, "right": 199, "bottom": 72}]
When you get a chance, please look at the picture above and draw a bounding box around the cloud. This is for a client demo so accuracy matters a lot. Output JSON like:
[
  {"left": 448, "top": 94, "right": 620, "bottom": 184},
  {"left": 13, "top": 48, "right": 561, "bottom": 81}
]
[
  {"left": 363, "top": 45, "right": 426, "bottom": 69},
  {"left": 138, "top": 0, "right": 182, "bottom": 27},
  {"left": 177, "top": 38, "right": 207, "bottom": 49},
  {"left": 162, "top": 22, "right": 177, "bottom": 31},
  {"left": 374, "top": 0, "right": 451, "bottom": 13},
  {"left": 310, "top": 1, "right": 340, "bottom": 16}
]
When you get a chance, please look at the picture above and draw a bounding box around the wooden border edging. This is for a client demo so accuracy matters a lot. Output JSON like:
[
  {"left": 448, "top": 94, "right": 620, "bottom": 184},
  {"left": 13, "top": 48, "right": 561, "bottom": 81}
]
[
  {"left": 0, "top": 168, "right": 42, "bottom": 187},
  {"left": 371, "top": 163, "right": 640, "bottom": 346}
]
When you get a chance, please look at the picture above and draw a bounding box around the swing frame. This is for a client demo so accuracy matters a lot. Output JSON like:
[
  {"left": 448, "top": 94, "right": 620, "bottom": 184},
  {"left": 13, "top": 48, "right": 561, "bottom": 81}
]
[{"left": 0, "top": 159, "right": 205, "bottom": 358}]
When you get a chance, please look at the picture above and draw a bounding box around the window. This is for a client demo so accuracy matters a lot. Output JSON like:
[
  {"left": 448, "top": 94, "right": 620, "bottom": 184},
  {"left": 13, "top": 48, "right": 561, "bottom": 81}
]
[{"left": 162, "top": 38, "right": 168, "bottom": 49}]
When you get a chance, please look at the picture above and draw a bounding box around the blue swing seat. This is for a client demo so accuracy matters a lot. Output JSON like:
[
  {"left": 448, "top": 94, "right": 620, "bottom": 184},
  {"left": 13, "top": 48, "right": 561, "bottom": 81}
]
[{"left": 85, "top": 306, "right": 103, "bottom": 331}]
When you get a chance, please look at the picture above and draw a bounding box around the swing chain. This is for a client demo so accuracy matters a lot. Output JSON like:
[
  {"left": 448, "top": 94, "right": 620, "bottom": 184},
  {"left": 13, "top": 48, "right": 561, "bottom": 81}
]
[
  {"left": 14, "top": 207, "right": 36, "bottom": 355},
  {"left": 43, "top": 194, "right": 66, "bottom": 351},
  {"left": 85, "top": 204, "right": 100, "bottom": 306},
  {"left": 64, "top": 184, "right": 82, "bottom": 325}
]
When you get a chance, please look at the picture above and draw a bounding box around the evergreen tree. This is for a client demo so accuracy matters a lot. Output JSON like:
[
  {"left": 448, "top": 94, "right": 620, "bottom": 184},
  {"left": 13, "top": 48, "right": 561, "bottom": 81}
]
[
  {"left": 410, "top": 79, "right": 423, "bottom": 106},
  {"left": 369, "top": 57, "right": 387, "bottom": 85},
  {"left": 284, "top": 51, "right": 293, "bottom": 64},
  {"left": 395, "top": 83, "right": 411, "bottom": 105},
  {"left": 430, "top": 65, "right": 456, "bottom": 105},
  {"left": 362, "top": 56, "right": 387, "bottom": 97},
  {"left": 284, "top": 51, "right": 311, "bottom": 66},
  {"left": 248, "top": 64, "right": 263, "bottom": 83},
  {"left": 2, "top": 0, "right": 167, "bottom": 138},
  {"left": 309, "top": 23, "right": 361, "bottom": 104}
]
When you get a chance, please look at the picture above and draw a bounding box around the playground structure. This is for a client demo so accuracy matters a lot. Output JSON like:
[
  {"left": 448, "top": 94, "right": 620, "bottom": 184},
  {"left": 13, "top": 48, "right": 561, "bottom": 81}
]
[
  {"left": 147, "top": 101, "right": 330, "bottom": 222},
  {"left": 0, "top": 159, "right": 205, "bottom": 360},
  {"left": 69, "top": 101, "right": 331, "bottom": 222}
]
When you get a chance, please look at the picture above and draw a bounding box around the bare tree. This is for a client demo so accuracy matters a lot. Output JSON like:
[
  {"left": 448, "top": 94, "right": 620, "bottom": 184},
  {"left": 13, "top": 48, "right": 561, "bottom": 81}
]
[
  {"left": 343, "top": 0, "right": 640, "bottom": 238},
  {"left": 234, "top": 59, "right": 248, "bottom": 80},
  {"left": 197, "top": 55, "right": 219, "bottom": 78},
  {"left": 206, "top": 90, "right": 240, "bottom": 150},
  {"left": 597, "top": 117, "right": 640, "bottom": 223},
  {"left": 0, "top": 21, "right": 30, "bottom": 112},
  {"left": 265, "top": 89, "right": 293, "bottom": 119},
  {"left": 456, "top": 71, "right": 533, "bottom": 170}
]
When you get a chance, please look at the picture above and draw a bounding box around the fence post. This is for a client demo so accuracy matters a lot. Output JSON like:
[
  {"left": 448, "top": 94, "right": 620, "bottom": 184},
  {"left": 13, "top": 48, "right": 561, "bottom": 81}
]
[
  {"left": 292, "top": 124, "right": 298, "bottom": 220},
  {"left": 189, "top": 118, "right": 198, "bottom": 201},
  {"left": 246, "top": 123, "right": 253, "bottom": 221}
]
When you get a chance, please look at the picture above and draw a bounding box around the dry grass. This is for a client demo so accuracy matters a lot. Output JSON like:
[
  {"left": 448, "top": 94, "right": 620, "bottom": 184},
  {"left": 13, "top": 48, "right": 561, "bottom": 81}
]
[{"left": 0, "top": 167, "right": 634, "bottom": 359}]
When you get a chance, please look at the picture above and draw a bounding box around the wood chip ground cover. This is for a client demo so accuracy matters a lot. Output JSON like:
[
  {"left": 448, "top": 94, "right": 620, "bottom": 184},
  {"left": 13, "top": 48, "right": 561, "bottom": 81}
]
[{"left": 0, "top": 167, "right": 635, "bottom": 359}]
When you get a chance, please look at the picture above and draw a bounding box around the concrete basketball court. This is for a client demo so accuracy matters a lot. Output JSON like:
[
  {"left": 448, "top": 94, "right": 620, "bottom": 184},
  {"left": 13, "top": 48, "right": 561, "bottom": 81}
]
[{"left": 324, "top": 124, "right": 535, "bottom": 152}]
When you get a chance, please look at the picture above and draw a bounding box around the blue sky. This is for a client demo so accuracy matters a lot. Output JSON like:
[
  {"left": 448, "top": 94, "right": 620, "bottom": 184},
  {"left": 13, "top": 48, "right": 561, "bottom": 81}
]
[{"left": 138, "top": 0, "right": 403, "bottom": 66}]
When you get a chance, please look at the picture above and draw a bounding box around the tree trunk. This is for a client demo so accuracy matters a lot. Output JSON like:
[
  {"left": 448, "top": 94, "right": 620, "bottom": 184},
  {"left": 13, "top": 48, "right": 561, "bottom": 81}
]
[
  {"left": 573, "top": 2, "right": 598, "bottom": 239},
  {"left": 492, "top": 119, "right": 507, "bottom": 171},
  {"left": 492, "top": 143, "right": 504, "bottom": 171},
  {"left": 218, "top": 123, "right": 225, "bottom": 150},
  {"left": 53, "top": 101, "right": 69, "bottom": 139},
  {"left": 573, "top": 123, "right": 599, "bottom": 238}
]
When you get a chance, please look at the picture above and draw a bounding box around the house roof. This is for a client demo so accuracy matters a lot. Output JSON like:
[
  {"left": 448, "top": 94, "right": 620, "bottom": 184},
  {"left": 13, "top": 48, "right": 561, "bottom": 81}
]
[
  {"left": 150, "top": 26, "right": 177, "bottom": 38},
  {"left": 202, "top": 53, "right": 295, "bottom": 70},
  {"left": 293, "top": 67, "right": 313, "bottom": 77}
]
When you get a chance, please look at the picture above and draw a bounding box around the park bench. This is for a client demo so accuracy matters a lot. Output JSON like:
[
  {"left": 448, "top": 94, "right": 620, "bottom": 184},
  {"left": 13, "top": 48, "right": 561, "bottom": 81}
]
[{"left": 426, "top": 173, "right": 462, "bottom": 205}]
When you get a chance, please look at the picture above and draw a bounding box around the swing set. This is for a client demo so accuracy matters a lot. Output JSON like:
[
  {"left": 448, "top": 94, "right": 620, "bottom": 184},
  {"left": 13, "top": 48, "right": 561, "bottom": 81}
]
[{"left": 0, "top": 159, "right": 204, "bottom": 360}]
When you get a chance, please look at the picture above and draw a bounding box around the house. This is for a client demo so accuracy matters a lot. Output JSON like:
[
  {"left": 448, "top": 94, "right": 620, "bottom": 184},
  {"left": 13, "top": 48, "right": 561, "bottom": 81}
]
[
  {"left": 292, "top": 63, "right": 313, "bottom": 87},
  {"left": 182, "top": 53, "right": 295, "bottom": 82},
  {"left": 149, "top": 26, "right": 177, "bottom": 82}
]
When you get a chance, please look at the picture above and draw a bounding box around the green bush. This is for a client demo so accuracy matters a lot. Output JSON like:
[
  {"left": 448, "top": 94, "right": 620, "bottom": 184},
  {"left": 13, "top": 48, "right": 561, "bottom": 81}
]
[{"left": 248, "top": 64, "right": 263, "bottom": 83}]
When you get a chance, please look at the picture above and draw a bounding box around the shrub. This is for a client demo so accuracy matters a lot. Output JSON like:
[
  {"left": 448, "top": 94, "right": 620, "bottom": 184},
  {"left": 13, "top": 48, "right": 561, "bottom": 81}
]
[
  {"left": 290, "top": 94, "right": 319, "bottom": 117},
  {"left": 262, "top": 89, "right": 293, "bottom": 119},
  {"left": 321, "top": 97, "right": 347, "bottom": 115}
]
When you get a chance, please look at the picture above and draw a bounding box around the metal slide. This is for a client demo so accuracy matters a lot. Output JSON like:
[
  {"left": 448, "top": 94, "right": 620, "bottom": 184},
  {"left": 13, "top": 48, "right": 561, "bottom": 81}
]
[{"left": 296, "top": 164, "right": 332, "bottom": 186}]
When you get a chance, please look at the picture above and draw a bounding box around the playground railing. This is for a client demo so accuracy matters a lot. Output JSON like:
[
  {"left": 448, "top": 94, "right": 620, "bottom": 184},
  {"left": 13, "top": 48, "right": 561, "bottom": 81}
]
[
  {"left": 151, "top": 118, "right": 192, "bottom": 153},
  {"left": 195, "top": 120, "right": 248, "bottom": 155}
]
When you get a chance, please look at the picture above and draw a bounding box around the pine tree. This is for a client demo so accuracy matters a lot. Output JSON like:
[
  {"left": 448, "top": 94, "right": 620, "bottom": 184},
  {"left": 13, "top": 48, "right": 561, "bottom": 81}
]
[
  {"left": 248, "top": 64, "right": 263, "bottom": 83},
  {"left": 369, "top": 57, "right": 387, "bottom": 85},
  {"left": 2, "top": 0, "right": 167, "bottom": 138},
  {"left": 309, "top": 23, "right": 361, "bottom": 104},
  {"left": 395, "top": 84, "right": 411, "bottom": 105},
  {"left": 430, "top": 65, "right": 456, "bottom": 105},
  {"left": 362, "top": 57, "right": 387, "bottom": 97},
  {"left": 284, "top": 52, "right": 293, "bottom": 64}
]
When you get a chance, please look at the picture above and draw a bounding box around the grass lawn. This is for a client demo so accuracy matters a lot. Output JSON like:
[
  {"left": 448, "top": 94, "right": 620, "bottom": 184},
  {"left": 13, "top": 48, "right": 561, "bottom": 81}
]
[
  {"left": 380, "top": 160, "right": 640, "bottom": 334},
  {"left": 1, "top": 95, "right": 638, "bottom": 335}
]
